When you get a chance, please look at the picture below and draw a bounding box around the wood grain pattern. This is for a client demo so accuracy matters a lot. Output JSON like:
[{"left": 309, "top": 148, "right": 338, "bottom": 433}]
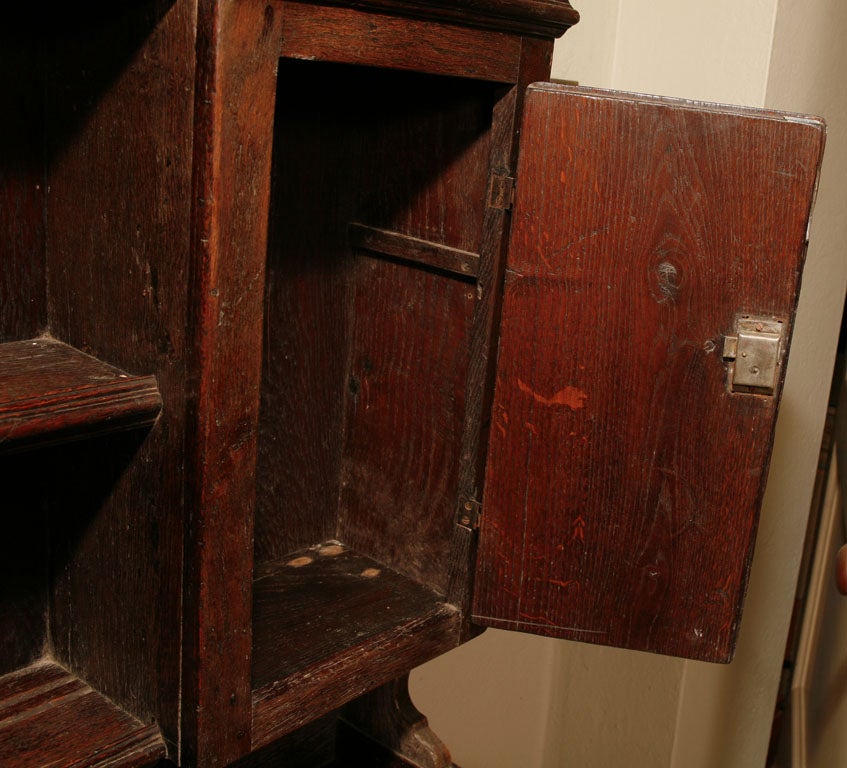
[
  {"left": 448, "top": 36, "right": 555, "bottom": 624},
  {"left": 280, "top": 2, "right": 521, "bottom": 83},
  {"left": 0, "top": 338, "right": 161, "bottom": 454},
  {"left": 474, "top": 84, "right": 825, "bottom": 662},
  {"left": 339, "top": 257, "right": 475, "bottom": 593},
  {"left": 251, "top": 545, "right": 460, "bottom": 749},
  {"left": 257, "top": 61, "right": 492, "bottom": 591},
  {"left": 0, "top": 660, "right": 165, "bottom": 768},
  {"left": 182, "top": 1, "right": 282, "bottom": 763},
  {"left": 42, "top": 1, "right": 194, "bottom": 751},
  {"left": 306, "top": 0, "right": 579, "bottom": 37}
]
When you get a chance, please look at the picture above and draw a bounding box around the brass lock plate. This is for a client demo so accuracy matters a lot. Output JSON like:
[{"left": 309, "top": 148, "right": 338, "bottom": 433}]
[{"left": 722, "top": 316, "right": 785, "bottom": 395}]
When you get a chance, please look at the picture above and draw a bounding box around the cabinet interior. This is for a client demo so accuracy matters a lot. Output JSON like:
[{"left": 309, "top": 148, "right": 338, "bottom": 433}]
[{"left": 250, "top": 59, "right": 499, "bottom": 733}]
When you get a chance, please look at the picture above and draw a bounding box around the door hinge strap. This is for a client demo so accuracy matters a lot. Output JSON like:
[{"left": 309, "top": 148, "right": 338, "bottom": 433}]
[
  {"left": 487, "top": 173, "right": 515, "bottom": 211},
  {"left": 457, "top": 495, "right": 482, "bottom": 530}
]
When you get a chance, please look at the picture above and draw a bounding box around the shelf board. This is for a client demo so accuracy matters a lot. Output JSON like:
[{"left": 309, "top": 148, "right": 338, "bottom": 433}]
[
  {"left": 0, "top": 338, "right": 161, "bottom": 454},
  {"left": 0, "top": 660, "right": 166, "bottom": 768},
  {"left": 251, "top": 543, "right": 460, "bottom": 750}
]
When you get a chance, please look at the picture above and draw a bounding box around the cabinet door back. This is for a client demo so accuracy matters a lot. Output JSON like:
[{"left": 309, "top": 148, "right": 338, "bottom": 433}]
[{"left": 473, "top": 84, "right": 824, "bottom": 662}]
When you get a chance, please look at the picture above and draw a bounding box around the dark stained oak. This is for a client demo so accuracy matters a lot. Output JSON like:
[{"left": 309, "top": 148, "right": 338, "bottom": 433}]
[
  {"left": 0, "top": 660, "right": 165, "bottom": 768},
  {"left": 474, "top": 84, "right": 826, "bottom": 662},
  {"left": 251, "top": 544, "right": 460, "bottom": 750},
  {"left": 0, "top": 338, "right": 161, "bottom": 454}
]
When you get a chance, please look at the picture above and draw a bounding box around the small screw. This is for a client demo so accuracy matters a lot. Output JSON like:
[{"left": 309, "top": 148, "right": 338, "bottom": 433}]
[
  {"left": 461, "top": 515, "right": 471, "bottom": 525},
  {"left": 755, "top": 322, "right": 764, "bottom": 331},
  {"left": 464, "top": 501, "right": 473, "bottom": 511}
]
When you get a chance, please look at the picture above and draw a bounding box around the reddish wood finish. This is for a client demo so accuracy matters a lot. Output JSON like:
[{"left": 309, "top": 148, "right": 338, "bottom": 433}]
[
  {"left": 183, "top": 1, "right": 283, "bottom": 764},
  {"left": 475, "top": 84, "right": 825, "bottom": 662},
  {"left": 338, "top": 257, "right": 475, "bottom": 592},
  {"left": 448, "top": 35, "right": 556, "bottom": 625},
  {"left": 0, "top": 339, "right": 160, "bottom": 454},
  {"left": 10, "top": 0, "right": 827, "bottom": 764},
  {"left": 256, "top": 61, "right": 493, "bottom": 596},
  {"left": 280, "top": 2, "right": 522, "bottom": 83},
  {"left": 0, "top": 661, "right": 165, "bottom": 768}
]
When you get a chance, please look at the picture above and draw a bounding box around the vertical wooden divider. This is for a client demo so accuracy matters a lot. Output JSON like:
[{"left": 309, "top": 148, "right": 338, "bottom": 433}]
[{"left": 183, "top": 1, "right": 282, "bottom": 765}]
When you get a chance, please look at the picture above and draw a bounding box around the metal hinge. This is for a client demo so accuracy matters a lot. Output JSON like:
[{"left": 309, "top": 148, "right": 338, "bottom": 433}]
[
  {"left": 456, "top": 495, "right": 482, "bottom": 530},
  {"left": 722, "top": 315, "right": 786, "bottom": 395},
  {"left": 487, "top": 172, "right": 516, "bottom": 211}
]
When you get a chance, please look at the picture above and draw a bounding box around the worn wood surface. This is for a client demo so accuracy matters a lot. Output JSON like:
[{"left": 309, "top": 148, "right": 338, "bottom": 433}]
[
  {"left": 251, "top": 544, "right": 460, "bottom": 749},
  {"left": 182, "top": 0, "right": 283, "bottom": 764},
  {"left": 308, "top": 0, "right": 579, "bottom": 37},
  {"left": 339, "top": 256, "right": 475, "bottom": 592},
  {"left": 0, "top": 338, "right": 161, "bottom": 454},
  {"left": 0, "top": 660, "right": 165, "bottom": 768},
  {"left": 475, "top": 84, "right": 825, "bottom": 662},
  {"left": 42, "top": 1, "right": 193, "bottom": 752},
  {"left": 281, "top": 2, "right": 521, "bottom": 83}
]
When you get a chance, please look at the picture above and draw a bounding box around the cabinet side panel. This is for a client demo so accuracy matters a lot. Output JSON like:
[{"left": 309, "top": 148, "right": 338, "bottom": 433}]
[
  {"left": 474, "top": 85, "right": 824, "bottom": 662},
  {"left": 44, "top": 0, "right": 196, "bottom": 748}
]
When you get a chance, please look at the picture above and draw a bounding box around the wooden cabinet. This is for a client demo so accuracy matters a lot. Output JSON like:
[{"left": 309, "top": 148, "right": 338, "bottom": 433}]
[{"left": 0, "top": 2, "right": 824, "bottom": 767}]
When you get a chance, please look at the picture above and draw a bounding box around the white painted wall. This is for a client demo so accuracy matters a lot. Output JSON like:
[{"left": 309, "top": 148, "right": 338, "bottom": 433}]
[{"left": 411, "top": 1, "right": 847, "bottom": 765}]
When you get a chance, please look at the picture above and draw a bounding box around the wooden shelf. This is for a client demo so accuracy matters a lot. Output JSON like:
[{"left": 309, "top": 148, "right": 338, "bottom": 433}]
[
  {"left": 0, "top": 338, "right": 161, "bottom": 454},
  {"left": 251, "top": 543, "right": 460, "bottom": 750},
  {"left": 0, "top": 660, "right": 166, "bottom": 768}
]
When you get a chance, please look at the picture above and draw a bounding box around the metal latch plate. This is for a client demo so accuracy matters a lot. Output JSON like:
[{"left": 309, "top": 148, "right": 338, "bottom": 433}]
[{"left": 722, "top": 316, "right": 785, "bottom": 394}]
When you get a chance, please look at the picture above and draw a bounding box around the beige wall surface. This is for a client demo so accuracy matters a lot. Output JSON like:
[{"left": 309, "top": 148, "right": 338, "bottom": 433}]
[{"left": 411, "top": 1, "right": 847, "bottom": 766}]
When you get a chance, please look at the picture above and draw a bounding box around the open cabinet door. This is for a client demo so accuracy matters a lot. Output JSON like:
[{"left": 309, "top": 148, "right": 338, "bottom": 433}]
[{"left": 472, "top": 83, "right": 825, "bottom": 662}]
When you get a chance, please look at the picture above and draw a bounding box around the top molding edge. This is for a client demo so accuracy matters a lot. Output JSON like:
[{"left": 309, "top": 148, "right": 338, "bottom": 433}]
[{"left": 303, "top": 0, "right": 580, "bottom": 38}]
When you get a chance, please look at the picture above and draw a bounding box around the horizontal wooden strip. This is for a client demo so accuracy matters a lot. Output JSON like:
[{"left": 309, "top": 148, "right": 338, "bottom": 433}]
[
  {"left": 310, "top": 0, "right": 580, "bottom": 38},
  {"left": 0, "top": 338, "right": 162, "bottom": 454},
  {"left": 280, "top": 2, "right": 521, "bottom": 83},
  {"left": 349, "top": 223, "right": 480, "bottom": 280},
  {"left": 0, "top": 660, "right": 166, "bottom": 768}
]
